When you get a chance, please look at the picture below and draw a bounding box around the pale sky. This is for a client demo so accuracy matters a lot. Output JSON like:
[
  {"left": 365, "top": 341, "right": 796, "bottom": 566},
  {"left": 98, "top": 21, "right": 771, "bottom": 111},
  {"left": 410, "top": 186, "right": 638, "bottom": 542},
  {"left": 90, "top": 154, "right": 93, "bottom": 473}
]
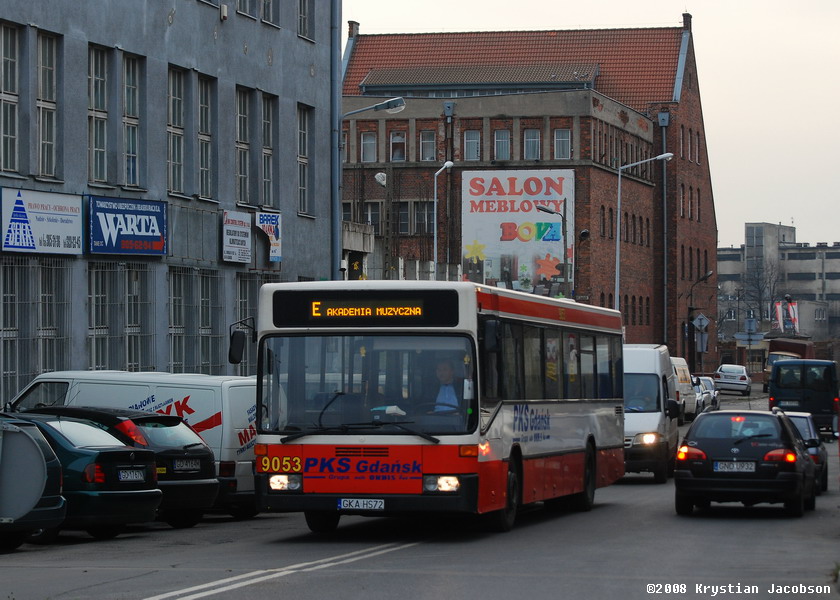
[{"left": 342, "top": 0, "right": 840, "bottom": 249}]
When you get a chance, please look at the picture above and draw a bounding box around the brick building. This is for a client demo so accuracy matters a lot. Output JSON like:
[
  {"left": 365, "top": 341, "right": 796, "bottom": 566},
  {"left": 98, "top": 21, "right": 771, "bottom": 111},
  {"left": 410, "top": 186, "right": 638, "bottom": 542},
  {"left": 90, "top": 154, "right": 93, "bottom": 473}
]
[{"left": 341, "top": 14, "right": 718, "bottom": 369}]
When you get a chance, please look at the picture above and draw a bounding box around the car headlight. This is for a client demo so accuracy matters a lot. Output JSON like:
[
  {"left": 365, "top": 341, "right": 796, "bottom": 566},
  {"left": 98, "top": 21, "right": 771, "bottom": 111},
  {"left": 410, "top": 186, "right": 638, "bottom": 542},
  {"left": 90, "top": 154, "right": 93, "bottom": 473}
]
[
  {"left": 423, "top": 475, "right": 460, "bottom": 492},
  {"left": 268, "top": 473, "right": 302, "bottom": 491},
  {"left": 632, "top": 432, "right": 659, "bottom": 446}
]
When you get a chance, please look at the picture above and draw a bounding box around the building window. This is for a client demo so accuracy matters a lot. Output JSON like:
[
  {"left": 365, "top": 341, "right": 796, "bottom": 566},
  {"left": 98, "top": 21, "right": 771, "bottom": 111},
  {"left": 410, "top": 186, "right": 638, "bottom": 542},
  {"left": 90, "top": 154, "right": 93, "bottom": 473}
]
[
  {"left": 494, "top": 129, "right": 510, "bottom": 160},
  {"left": 680, "top": 184, "right": 685, "bottom": 217},
  {"left": 420, "top": 130, "right": 435, "bottom": 161},
  {"left": 237, "top": 0, "right": 257, "bottom": 17},
  {"left": 198, "top": 76, "right": 213, "bottom": 199},
  {"left": 169, "top": 267, "right": 222, "bottom": 374},
  {"left": 524, "top": 129, "right": 540, "bottom": 160},
  {"left": 553, "top": 128, "right": 571, "bottom": 159},
  {"left": 687, "top": 128, "right": 692, "bottom": 162},
  {"left": 688, "top": 187, "right": 693, "bottom": 220},
  {"left": 88, "top": 47, "right": 108, "bottom": 183},
  {"left": 696, "top": 131, "right": 701, "bottom": 164},
  {"left": 390, "top": 131, "right": 406, "bottom": 161},
  {"left": 0, "top": 24, "right": 18, "bottom": 173},
  {"left": 364, "top": 202, "right": 380, "bottom": 235},
  {"left": 464, "top": 130, "right": 480, "bottom": 161},
  {"left": 600, "top": 206, "right": 606, "bottom": 237},
  {"left": 122, "top": 55, "right": 140, "bottom": 187},
  {"left": 680, "top": 125, "right": 684, "bottom": 158},
  {"left": 167, "top": 68, "right": 185, "bottom": 194},
  {"left": 608, "top": 208, "right": 614, "bottom": 239},
  {"left": 235, "top": 88, "right": 250, "bottom": 203},
  {"left": 37, "top": 33, "right": 57, "bottom": 179},
  {"left": 696, "top": 187, "right": 701, "bottom": 222},
  {"left": 415, "top": 201, "right": 433, "bottom": 234},
  {"left": 340, "top": 132, "right": 348, "bottom": 163},
  {"left": 297, "top": 104, "right": 310, "bottom": 213},
  {"left": 360, "top": 132, "right": 376, "bottom": 163},
  {"left": 298, "top": 0, "right": 313, "bottom": 39},
  {"left": 262, "top": 94, "right": 275, "bottom": 206},
  {"left": 262, "top": 0, "right": 278, "bottom": 25}
]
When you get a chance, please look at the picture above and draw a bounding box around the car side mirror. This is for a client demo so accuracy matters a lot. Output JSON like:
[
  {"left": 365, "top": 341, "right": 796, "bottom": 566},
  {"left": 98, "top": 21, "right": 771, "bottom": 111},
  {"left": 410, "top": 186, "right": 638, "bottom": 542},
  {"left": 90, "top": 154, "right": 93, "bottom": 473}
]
[
  {"left": 665, "top": 399, "right": 679, "bottom": 419},
  {"left": 804, "top": 438, "right": 820, "bottom": 448}
]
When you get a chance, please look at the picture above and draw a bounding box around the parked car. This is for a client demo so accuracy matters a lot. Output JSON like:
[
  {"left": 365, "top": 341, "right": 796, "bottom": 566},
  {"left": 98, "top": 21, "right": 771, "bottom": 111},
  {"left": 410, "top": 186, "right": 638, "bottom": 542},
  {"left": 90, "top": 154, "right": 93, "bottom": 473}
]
[
  {"left": 785, "top": 411, "right": 829, "bottom": 493},
  {"left": 18, "top": 414, "right": 162, "bottom": 543},
  {"left": 0, "top": 414, "right": 66, "bottom": 552},
  {"left": 698, "top": 376, "right": 720, "bottom": 410},
  {"left": 689, "top": 376, "right": 712, "bottom": 419},
  {"left": 713, "top": 364, "right": 752, "bottom": 396},
  {"left": 24, "top": 406, "right": 219, "bottom": 529},
  {"left": 674, "top": 409, "right": 817, "bottom": 517}
]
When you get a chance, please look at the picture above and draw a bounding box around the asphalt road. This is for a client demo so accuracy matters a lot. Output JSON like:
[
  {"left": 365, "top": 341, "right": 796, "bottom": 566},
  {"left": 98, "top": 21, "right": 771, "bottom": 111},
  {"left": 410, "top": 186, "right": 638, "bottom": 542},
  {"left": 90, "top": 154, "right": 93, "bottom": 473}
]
[{"left": 2, "top": 390, "right": 838, "bottom": 600}]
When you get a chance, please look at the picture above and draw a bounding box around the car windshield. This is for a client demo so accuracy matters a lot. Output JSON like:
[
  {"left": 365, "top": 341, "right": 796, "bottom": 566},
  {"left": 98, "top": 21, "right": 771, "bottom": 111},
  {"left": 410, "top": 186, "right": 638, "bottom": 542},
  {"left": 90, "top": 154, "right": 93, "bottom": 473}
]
[
  {"left": 623, "top": 373, "right": 660, "bottom": 413},
  {"left": 43, "top": 418, "right": 126, "bottom": 447},
  {"left": 259, "top": 334, "right": 476, "bottom": 436},
  {"left": 693, "top": 414, "right": 780, "bottom": 440},
  {"left": 135, "top": 419, "right": 207, "bottom": 448}
]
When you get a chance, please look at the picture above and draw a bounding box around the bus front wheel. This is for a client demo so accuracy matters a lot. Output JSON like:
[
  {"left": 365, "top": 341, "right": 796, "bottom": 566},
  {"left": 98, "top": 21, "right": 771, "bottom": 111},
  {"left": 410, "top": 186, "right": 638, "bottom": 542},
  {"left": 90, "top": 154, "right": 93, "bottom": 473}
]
[
  {"left": 305, "top": 511, "right": 340, "bottom": 533},
  {"left": 486, "top": 461, "right": 520, "bottom": 532}
]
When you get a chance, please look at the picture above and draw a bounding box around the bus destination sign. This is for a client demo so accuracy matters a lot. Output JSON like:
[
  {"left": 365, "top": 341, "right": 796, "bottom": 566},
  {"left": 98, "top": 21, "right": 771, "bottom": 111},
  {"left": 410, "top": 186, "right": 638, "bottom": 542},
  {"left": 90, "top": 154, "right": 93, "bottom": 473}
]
[{"left": 272, "top": 289, "right": 459, "bottom": 328}]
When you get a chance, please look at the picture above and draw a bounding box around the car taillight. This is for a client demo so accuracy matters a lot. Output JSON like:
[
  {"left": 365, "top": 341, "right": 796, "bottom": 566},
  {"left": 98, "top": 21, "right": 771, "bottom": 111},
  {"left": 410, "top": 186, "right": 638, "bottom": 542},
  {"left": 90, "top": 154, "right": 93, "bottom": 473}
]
[
  {"left": 810, "top": 454, "right": 820, "bottom": 464},
  {"left": 739, "top": 376, "right": 747, "bottom": 381},
  {"left": 713, "top": 373, "right": 721, "bottom": 379},
  {"left": 219, "top": 461, "right": 236, "bottom": 477},
  {"left": 115, "top": 420, "right": 149, "bottom": 446},
  {"left": 763, "top": 448, "right": 796, "bottom": 463},
  {"left": 83, "top": 463, "right": 106, "bottom": 483},
  {"left": 677, "top": 445, "right": 706, "bottom": 461},
  {"left": 768, "top": 397, "right": 777, "bottom": 408}
]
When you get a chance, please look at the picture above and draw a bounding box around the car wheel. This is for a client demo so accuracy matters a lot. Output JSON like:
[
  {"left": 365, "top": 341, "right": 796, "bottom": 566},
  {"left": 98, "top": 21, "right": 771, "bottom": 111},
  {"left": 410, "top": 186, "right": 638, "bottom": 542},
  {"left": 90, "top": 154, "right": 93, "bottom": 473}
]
[
  {"left": 162, "top": 510, "right": 202, "bottom": 529},
  {"left": 304, "top": 511, "right": 340, "bottom": 534},
  {"left": 820, "top": 466, "right": 828, "bottom": 493},
  {"left": 86, "top": 525, "right": 124, "bottom": 540},
  {"left": 805, "top": 484, "right": 816, "bottom": 511},
  {"left": 675, "top": 493, "right": 694, "bottom": 516},
  {"left": 784, "top": 492, "right": 805, "bottom": 518},
  {"left": 653, "top": 459, "right": 668, "bottom": 484},
  {"left": 0, "top": 531, "right": 28, "bottom": 553},
  {"left": 742, "top": 387, "right": 750, "bottom": 397},
  {"left": 25, "top": 527, "right": 60, "bottom": 545},
  {"left": 677, "top": 406, "right": 685, "bottom": 426}
]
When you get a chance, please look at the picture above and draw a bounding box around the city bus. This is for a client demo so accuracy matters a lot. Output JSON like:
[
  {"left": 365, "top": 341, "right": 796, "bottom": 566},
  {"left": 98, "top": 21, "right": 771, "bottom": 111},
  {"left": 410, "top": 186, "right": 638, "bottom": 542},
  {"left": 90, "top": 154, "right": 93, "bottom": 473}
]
[{"left": 230, "top": 280, "right": 625, "bottom": 533}]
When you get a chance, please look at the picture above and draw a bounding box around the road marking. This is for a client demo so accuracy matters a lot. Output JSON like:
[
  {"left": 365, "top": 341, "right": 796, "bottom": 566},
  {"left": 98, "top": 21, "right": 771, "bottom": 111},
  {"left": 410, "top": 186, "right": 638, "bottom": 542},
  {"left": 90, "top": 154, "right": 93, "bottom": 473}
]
[{"left": 142, "top": 542, "right": 420, "bottom": 600}]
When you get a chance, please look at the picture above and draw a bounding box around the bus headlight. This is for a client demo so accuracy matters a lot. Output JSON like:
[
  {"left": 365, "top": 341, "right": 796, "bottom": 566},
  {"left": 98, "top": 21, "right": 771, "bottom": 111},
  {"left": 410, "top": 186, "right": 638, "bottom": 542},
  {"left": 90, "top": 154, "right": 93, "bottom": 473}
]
[
  {"left": 269, "top": 473, "right": 302, "bottom": 491},
  {"left": 633, "top": 432, "right": 660, "bottom": 446},
  {"left": 423, "top": 475, "right": 460, "bottom": 492}
]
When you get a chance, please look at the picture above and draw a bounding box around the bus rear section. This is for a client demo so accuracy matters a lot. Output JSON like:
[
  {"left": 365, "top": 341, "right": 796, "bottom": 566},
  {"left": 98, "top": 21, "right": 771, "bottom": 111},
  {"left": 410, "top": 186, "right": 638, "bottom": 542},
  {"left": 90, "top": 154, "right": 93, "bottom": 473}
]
[{"left": 245, "top": 281, "right": 625, "bottom": 532}]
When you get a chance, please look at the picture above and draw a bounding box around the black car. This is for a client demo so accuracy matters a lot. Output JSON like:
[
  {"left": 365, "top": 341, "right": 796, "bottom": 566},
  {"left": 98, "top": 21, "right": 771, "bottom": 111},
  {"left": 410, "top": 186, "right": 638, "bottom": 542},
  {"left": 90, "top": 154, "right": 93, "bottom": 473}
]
[
  {"left": 786, "top": 411, "right": 829, "bottom": 494},
  {"left": 674, "top": 408, "right": 817, "bottom": 517},
  {"left": 19, "top": 414, "right": 162, "bottom": 542},
  {"left": 24, "top": 406, "right": 218, "bottom": 528},
  {"left": 0, "top": 415, "right": 66, "bottom": 552}
]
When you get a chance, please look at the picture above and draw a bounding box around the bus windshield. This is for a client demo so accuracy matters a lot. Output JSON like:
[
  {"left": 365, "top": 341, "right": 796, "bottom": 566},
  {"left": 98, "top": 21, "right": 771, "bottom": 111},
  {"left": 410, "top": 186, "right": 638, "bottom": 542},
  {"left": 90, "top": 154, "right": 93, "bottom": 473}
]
[{"left": 259, "top": 334, "right": 477, "bottom": 436}]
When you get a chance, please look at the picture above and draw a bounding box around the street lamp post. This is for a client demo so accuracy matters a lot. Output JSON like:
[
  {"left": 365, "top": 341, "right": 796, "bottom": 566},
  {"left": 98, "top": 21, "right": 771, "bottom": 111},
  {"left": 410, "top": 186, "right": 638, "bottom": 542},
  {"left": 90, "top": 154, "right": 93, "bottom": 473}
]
[
  {"left": 331, "top": 97, "right": 406, "bottom": 280},
  {"left": 536, "top": 204, "right": 569, "bottom": 297},
  {"left": 432, "top": 161, "right": 454, "bottom": 280},
  {"left": 614, "top": 152, "right": 674, "bottom": 310}
]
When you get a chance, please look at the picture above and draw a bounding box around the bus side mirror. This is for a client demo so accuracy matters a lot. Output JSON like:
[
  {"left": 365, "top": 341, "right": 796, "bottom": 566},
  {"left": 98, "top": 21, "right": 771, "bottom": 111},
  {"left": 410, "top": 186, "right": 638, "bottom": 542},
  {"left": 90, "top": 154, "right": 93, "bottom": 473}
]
[{"left": 229, "top": 329, "right": 246, "bottom": 365}]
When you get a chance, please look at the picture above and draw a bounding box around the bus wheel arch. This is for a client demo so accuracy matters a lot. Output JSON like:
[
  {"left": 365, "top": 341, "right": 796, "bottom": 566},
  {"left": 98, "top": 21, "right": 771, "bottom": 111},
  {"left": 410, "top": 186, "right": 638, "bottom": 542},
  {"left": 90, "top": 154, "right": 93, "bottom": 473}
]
[
  {"left": 486, "top": 447, "right": 522, "bottom": 532},
  {"left": 570, "top": 439, "right": 597, "bottom": 512}
]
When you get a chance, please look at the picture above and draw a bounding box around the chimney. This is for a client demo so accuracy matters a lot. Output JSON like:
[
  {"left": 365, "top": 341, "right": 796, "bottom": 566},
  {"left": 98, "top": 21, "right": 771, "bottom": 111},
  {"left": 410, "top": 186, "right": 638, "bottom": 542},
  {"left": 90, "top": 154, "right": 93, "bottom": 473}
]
[
  {"left": 348, "top": 21, "right": 360, "bottom": 39},
  {"left": 683, "top": 13, "right": 692, "bottom": 31}
]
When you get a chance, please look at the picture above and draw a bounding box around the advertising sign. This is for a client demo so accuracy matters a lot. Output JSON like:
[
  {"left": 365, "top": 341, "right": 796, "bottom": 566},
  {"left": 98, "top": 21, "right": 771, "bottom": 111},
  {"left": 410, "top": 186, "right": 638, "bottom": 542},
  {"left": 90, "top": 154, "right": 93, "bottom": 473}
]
[
  {"left": 461, "top": 170, "right": 575, "bottom": 289},
  {"left": 256, "top": 212, "right": 281, "bottom": 262},
  {"left": 1, "top": 188, "right": 83, "bottom": 255},
  {"left": 89, "top": 196, "right": 167, "bottom": 255},
  {"left": 222, "top": 210, "right": 252, "bottom": 263}
]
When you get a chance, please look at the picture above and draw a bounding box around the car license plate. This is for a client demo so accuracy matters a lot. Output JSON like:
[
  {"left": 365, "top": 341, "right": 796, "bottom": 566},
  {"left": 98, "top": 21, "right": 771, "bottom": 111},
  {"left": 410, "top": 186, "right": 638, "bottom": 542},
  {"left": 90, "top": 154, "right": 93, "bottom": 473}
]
[
  {"left": 119, "top": 469, "right": 146, "bottom": 482},
  {"left": 713, "top": 461, "right": 755, "bottom": 473},
  {"left": 174, "top": 459, "right": 201, "bottom": 471},
  {"left": 778, "top": 401, "right": 798, "bottom": 407},
  {"left": 338, "top": 498, "right": 384, "bottom": 511}
]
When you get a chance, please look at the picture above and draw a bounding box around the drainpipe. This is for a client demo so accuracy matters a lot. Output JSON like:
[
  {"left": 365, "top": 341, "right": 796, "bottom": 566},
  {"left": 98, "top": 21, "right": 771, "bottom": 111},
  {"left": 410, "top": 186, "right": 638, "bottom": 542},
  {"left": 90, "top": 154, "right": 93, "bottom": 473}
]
[{"left": 658, "top": 111, "right": 671, "bottom": 346}]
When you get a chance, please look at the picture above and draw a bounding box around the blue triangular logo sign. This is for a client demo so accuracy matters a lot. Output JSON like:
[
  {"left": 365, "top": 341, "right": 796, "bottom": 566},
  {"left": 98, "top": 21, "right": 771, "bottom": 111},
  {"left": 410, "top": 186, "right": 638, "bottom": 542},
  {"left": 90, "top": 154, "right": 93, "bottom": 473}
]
[{"left": 3, "top": 191, "right": 37, "bottom": 250}]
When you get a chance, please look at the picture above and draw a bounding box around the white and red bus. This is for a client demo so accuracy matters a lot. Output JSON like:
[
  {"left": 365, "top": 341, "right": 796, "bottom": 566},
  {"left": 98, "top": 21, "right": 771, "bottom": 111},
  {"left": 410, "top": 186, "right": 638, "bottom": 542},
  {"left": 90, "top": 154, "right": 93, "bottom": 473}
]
[{"left": 234, "top": 280, "right": 624, "bottom": 532}]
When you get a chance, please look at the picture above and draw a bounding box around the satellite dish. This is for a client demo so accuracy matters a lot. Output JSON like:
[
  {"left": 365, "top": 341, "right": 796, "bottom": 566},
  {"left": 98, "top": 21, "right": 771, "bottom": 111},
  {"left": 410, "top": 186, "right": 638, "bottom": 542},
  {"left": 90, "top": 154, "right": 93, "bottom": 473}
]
[{"left": 374, "top": 172, "right": 387, "bottom": 187}]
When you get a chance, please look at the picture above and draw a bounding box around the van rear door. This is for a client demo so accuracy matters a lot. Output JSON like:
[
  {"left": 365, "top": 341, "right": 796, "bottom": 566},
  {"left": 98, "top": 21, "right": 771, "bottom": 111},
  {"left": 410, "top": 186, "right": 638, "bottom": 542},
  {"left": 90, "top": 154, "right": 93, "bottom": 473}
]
[{"left": 771, "top": 362, "right": 838, "bottom": 433}]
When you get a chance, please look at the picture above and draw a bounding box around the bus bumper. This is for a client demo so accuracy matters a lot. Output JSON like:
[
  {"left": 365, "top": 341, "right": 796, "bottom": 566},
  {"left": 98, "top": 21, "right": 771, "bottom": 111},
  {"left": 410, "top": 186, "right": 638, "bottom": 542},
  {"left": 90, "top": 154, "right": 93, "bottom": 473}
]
[{"left": 256, "top": 473, "right": 479, "bottom": 515}]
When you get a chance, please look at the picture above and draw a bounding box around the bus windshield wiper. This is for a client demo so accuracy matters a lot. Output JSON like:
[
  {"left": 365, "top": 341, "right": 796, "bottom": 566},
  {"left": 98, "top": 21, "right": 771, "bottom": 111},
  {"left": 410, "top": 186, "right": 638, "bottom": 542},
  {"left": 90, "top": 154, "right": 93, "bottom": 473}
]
[
  {"left": 366, "top": 420, "right": 440, "bottom": 444},
  {"left": 280, "top": 424, "right": 358, "bottom": 443}
]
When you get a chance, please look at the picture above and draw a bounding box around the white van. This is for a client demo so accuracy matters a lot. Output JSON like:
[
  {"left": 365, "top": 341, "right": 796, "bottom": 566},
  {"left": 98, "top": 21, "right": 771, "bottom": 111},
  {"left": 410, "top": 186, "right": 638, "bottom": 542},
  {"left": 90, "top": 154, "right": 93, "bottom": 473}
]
[
  {"left": 9, "top": 371, "right": 259, "bottom": 518},
  {"left": 670, "top": 356, "right": 693, "bottom": 424},
  {"left": 623, "top": 344, "right": 680, "bottom": 483}
]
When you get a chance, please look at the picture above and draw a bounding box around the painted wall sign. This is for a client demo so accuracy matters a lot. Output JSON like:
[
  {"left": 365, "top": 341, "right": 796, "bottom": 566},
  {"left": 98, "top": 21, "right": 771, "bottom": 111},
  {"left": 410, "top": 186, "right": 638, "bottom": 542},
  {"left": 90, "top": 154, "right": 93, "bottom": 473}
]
[{"left": 257, "top": 212, "right": 281, "bottom": 262}]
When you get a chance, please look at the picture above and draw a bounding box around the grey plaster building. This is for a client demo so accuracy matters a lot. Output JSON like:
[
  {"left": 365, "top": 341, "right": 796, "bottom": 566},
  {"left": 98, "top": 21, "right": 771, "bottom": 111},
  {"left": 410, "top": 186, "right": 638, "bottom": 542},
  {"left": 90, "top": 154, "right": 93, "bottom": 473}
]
[
  {"left": 717, "top": 223, "right": 837, "bottom": 369},
  {"left": 0, "top": 1, "right": 333, "bottom": 399}
]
